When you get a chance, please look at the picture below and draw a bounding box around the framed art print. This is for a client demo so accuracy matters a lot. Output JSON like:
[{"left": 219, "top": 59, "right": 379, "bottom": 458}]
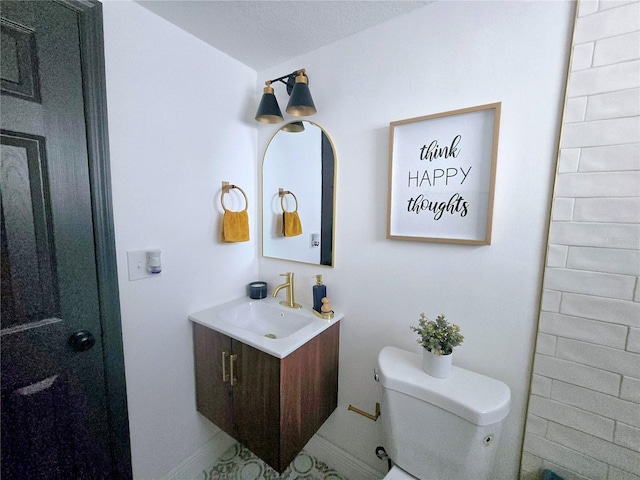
[{"left": 387, "top": 102, "right": 501, "bottom": 245}]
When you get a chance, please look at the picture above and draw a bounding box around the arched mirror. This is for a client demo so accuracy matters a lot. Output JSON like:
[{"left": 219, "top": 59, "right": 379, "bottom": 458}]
[{"left": 262, "top": 121, "right": 336, "bottom": 266}]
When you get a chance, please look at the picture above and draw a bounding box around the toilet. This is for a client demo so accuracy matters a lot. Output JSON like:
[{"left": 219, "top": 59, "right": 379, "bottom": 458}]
[{"left": 377, "top": 346, "right": 511, "bottom": 480}]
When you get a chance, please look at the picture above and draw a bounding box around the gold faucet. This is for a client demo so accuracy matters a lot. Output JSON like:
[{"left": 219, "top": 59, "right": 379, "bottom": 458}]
[{"left": 272, "top": 272, "right": 302, "bottom": 309}]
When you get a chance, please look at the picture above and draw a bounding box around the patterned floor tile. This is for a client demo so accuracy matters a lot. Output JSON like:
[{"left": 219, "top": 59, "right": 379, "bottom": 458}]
[{"left": 202, "top": 443, "right": 348, "bottom": 480}]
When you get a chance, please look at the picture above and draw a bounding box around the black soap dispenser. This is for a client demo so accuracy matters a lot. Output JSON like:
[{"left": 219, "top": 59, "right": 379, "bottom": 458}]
[{"left": 313, "top": 274, "right": 326, "bottom": 314}]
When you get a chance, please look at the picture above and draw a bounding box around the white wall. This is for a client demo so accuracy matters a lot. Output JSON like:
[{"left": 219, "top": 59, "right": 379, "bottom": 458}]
[
  {"left": 100, "top": 1, "right": 579, "bottom": 479},
  {"left": 102, "top": 2, "right": 258, "bottom": 477},
  {"left": 257, "top": 2, "right": 574, "bottom": 479},
  {"left": 522, "top": 1, "right": 640, "bottom": 479}
]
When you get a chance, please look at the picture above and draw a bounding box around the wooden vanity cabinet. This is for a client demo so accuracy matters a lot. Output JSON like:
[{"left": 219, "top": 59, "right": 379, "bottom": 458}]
[{"left": 193, "top": 321, "right": 339, "bottom": 473}]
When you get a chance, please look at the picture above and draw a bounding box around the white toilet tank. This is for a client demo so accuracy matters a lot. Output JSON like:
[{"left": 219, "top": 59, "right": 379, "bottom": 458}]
[{"left": 377, "top": 346, "right": 511, "bottom": 480}]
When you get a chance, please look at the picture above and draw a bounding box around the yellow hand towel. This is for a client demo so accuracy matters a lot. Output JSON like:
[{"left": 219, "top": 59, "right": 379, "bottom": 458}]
[
  {"left": 282, "top": 211, "right": 303, "bottom": 237},
  {"left": 222, "top": 210, "right": 250, "bottom": 242}
]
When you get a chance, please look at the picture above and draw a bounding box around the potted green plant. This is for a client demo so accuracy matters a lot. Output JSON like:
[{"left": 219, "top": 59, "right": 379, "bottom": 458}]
[{"left": 410, "top": 313, "right": 464, "bottom": 378}]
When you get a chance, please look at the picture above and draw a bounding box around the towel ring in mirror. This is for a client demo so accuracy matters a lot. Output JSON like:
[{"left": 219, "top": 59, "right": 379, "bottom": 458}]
[{"left": 279, "top": 188, "right": 299, "bottom": 213}]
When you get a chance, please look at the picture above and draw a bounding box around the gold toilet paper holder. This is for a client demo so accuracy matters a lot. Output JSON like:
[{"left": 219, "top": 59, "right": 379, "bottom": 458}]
[{"left": 348, "top": 402, "right": 380, "bottom": 421}]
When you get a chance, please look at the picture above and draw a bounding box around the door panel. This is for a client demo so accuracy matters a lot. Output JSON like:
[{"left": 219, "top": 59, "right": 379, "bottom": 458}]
[
  {"left": 1, "top": 132, "right": 58, "bottom": 330},
  {"left": 0, "top": 19, "right": 40, "bottom": 102},
  {"left": 1, "top": 2, "right": 114, "bottom": 478}
]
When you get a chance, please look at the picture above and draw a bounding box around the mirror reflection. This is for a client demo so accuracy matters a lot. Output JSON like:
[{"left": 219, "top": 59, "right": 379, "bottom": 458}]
[{"left": 262, "top": 121, "right": 335, "bottom": 266}]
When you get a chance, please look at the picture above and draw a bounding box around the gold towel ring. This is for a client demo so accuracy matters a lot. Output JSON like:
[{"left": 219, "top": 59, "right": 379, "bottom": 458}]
[
  {"left": 278, "top": 188, "right": 298, "bottom": 213},
  {"left": 221, "top": 183, "right": 248, "bottom": 212}
]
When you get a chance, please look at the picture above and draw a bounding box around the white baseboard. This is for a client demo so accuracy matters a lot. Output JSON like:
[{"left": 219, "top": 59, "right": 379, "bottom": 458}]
[
  {"left": 163, "top": 430, "right": 235, "bottom": 480},
  {"left": 164, "top": 431, "right": 384, "bottom": 480},
  {"left": 304, "top": 434, "right": 386, "bottom": 480}
]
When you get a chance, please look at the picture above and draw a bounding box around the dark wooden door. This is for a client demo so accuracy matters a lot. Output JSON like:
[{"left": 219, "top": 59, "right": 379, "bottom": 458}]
[{"left": 1, "top": 2, "right": 122, "bottom": 478}]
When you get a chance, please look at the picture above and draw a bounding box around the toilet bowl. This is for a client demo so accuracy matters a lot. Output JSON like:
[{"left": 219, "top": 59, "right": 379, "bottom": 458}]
[{"left": 377, "top": 346, "right": 511, "bottom": 480}]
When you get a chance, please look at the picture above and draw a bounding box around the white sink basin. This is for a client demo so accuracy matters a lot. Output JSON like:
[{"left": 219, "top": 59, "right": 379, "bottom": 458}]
[
  {"left": 216, "top": 301, "right": 312, "bottom": 338},
  {"left": 189, "top": 297, "right": 342, "bottom": 358}
]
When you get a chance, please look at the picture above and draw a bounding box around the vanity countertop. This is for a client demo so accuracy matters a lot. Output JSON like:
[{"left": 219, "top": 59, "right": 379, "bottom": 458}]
[{"left": 189, "top": 296, "right": 342, "bottom": 358}]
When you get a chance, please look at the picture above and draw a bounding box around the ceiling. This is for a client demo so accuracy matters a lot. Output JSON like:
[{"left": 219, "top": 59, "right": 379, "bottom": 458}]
[{"left": 134, "top": 1, "right": 432, "bottom": 71}]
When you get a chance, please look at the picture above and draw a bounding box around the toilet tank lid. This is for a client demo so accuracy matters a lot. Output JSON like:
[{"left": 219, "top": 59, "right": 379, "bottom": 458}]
[{"left": 378, "top": 346, "right": 511, "bottom": 426}]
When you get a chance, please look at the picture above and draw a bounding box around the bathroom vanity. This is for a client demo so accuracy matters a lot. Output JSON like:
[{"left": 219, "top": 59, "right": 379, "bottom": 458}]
[{"left": 190, "top": 298, "right": 341, "bottom": 472}]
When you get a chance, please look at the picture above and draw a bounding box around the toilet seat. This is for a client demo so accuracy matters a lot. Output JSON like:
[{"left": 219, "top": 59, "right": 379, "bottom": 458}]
[{"left": 382, "top": 465, "right": 416, "bottom": 479}]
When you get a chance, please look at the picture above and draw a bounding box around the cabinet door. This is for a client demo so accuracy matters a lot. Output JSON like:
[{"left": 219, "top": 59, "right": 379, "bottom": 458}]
[
  {"left": 193, "top": 324, "right": 234, "bottom": 435},
  {"left": 231, "top": 340, "right": 281, "bottom": 471}
]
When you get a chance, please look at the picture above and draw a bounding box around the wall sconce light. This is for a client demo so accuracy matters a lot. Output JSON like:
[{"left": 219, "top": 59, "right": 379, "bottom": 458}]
[
  {"left": 281, "top": 121, "right": 305, "bottom": 133},
  {"left": 255, "top": 69, "right": 316, "bottom": 124}
]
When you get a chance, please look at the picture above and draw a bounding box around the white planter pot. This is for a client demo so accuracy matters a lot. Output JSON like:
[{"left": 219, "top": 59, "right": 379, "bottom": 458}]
[{"left": 422, "top": 349, "right": 452, "bottom": 378}]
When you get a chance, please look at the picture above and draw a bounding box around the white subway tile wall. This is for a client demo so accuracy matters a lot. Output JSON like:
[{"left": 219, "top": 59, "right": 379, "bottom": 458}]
[{"left": 521, "top": 1, "right": 640, "bottom": 479}]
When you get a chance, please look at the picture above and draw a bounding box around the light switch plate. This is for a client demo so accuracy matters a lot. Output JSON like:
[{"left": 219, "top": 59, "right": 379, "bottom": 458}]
[{"left": 127, "top": 250, "right": 161, "bottom": 281}]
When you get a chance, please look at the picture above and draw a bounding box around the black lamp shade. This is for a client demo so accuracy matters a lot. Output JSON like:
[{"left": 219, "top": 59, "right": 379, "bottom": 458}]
[
  {"left": 281, "top": 121, "right": 305, "bottom": 133},
  {"left": 255, "top": 85, "right": 283, "bottom": 123},
  {"left": 286, "top": 74, "right": 316, "bottom": 116}
]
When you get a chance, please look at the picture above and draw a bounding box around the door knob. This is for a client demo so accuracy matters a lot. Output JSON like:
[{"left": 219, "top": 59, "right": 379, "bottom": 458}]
[{"left": 68, "top": 330, "right": 96, "bottom": 352}]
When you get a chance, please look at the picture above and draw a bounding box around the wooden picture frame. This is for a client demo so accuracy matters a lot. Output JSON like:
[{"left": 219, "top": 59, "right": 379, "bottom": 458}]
[{"left": 387, "top": 102, "right": 501, "bottom": 245}]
